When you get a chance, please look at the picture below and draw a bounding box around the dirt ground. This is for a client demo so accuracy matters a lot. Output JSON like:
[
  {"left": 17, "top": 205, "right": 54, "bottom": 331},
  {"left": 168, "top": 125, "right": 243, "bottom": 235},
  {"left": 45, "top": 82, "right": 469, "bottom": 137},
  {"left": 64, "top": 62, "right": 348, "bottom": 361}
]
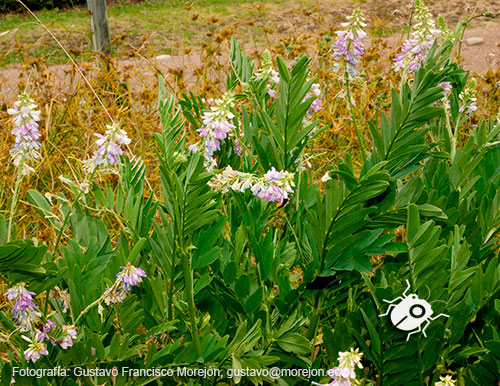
[{"left": 0, "top": 0, "right": 499, "bottom": 103}]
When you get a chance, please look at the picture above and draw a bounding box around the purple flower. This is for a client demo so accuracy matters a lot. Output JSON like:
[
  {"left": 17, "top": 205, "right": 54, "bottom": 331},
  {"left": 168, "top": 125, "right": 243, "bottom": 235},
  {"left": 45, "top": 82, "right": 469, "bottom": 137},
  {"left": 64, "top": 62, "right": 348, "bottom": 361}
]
[
  {"left": 326, "top": 367, "right": 352, "bottom": 386},
  {"left": 302, "top": 83, "right": 323, "bottom": 115},
  {"left": 22, "top": 334, "right": 48, "bottom": 363},
  {"left": 233, "top": 139, "right": 242, "bottom": 156},
  {"left": 188, "top": 143, "right": 199, "bottom": 153},
  {"left": 270, "top": 71, "right": 280, "bottom": 84},
  {"left": 310, "top": 98, "right": 323, "bottom": 112},
  {"left": 7, "top": 94, "right": 42, "bottom": 175},
  {"left": 43, "top": 320, "right": 56, "bottom": 333},
  {"left": 267, "top": 84, "right": 277, "bottom": 98},
  {"left": 332, "top": 10, "right": 367, "bottom": 78},
  {"left": 438, "top": 82, "right": 452, "bottom": 96},
  {"left": 393, "top": 0, "right": 441, "bottom": 74},
  {"left": 209, "top": 166, "right": 295, "bottom": 203},
  {"left": 252, "top": 167, "right": 294, "bottom": 203},
  {"left": 196, "top": 93, "right": 240, "bottom": 167},
  {"left": 393, "top": 39, "right": 436, "bottom": 73},
  {"left": 119, "top": 263, "right": 147, "bottom": 290},
  {"left": 84, "top": 123, "right": 131, "bottom": 174},
  {"left": 458, "top": 82, "right": 478, "bottom": 114},
  {"left": 4, "top": 284, "right": 41, "bottom": 332},
  {"left": 102, "top": 263, "right": 147, "bottom": 306},
  {"left": 58, "top": 325, "right": 77, "bottom": 349}
]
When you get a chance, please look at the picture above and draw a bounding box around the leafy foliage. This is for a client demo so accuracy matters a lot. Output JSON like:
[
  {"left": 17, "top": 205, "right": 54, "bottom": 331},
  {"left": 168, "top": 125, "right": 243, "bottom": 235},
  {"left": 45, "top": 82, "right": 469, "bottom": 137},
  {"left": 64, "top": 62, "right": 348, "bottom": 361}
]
[{"left": 1, "top": 34, "right": 499, "bottom": 386}]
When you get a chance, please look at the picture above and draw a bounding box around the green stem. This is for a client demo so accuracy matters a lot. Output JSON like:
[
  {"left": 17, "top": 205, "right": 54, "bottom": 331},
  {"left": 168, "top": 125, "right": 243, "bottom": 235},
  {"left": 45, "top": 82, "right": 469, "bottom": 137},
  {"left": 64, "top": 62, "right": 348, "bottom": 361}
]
[
  {"left": 345, "top": 70, "right": 366, "bottom": 162},
  {"left": 42, "top": 289, "right": 50, "bottom": 320},
  {"left": 74, "top": 297, "right": 102, "bottom": 324},
  {"left": 456, "top": 25, "right": 466, "bottom": 65},
  {"left": 181, "top": 250, "right": 203, "bottom": 358},
  {"left": 407, "top": 1, "right": 414, "bottom": 39},
  {"left": 308, "top": 293, "right": 323, "bottom": 357},
  {"left": 53, "top": 170, "right": 96, "bottom": 251},
  {"left": 417, "top": 337, "right": 424, "bottom": 385},
  {"left": 444, "top": 103, "right": 456, "bottom": 161},
  {"left": 7, "top": 160, "right": 25, "bottom": 243}
]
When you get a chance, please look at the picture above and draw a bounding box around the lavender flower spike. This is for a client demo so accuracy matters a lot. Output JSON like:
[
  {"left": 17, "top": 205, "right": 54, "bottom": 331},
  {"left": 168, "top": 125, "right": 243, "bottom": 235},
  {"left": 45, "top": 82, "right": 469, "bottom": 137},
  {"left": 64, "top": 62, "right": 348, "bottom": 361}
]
[
  {"left": 332, "top": 9, "right": 367, "bottom": 78},
  {"left": 102, "top": 263, "right": 147, "bottom": 306},
  {"left": 252, "top": 167, "right": 295, "bottom": 203},
  {"left": 197, "top": 92, "right": 239, "bottom": 167},
  {"left": 459, "top": 80, "right": 478, "bottom": 114},
  {"left": 8, "top": 93, "right": 42, "bottom": 175},
  {"left": 83, "top": 123, "right": 131, "bottom": 174},
  {"left": 4, "top": 284, "right": 41, "bottom": 332},
  {"left": 393, "top": 0, "right": 441, "bottom": 73},
  {"left": 210, "top": 166, "right": 295, "bottom": 204},
  {"left": 303, "top": 83, "right": 323, "bottom": 115},
  {"left": 120, "top": 262, "right": 147, "bottom": 290}
]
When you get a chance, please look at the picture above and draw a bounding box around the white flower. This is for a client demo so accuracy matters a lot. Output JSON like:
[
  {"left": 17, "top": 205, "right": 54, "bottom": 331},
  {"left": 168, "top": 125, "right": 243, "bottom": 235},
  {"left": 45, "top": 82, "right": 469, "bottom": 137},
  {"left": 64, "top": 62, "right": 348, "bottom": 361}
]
[{"left": 435, "top": 375, "right": 456, "bottom": 386}]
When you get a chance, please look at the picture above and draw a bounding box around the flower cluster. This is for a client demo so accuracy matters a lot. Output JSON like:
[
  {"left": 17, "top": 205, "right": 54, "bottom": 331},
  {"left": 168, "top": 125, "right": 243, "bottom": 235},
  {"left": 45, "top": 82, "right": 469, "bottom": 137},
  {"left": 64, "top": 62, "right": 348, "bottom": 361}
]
[
  {"left": 49, "top": 286, "right": 72, "bottom": 313},
  {"left": 253, "top": 50, "right": 280, "bottom": 98},
  {"left": 7, "top": 94, "right": 42, "bottom": 175},
  {"left": 196, "top": 93, "right": 240, "bottom": 168},
  {"left": 209, "top": 166, "right": 295, "bottom": 203},
  {"left": 393, "top": 0, "right": 441, "bottom": 73},
  {"left": 4, "top": 284, "right": 77, "bottom": 363},
  {"left": 22, "top": 322, "right": 77, "bottom": 363},
  {"left": 4, "top": 284, "right": 41, "bottom": 332},
  {"left": 210, "top": 166, "right": 295, "bottom": 203},
  {"left": 332, "top": 9, "right": 367, "bottom": 78},
  {"left": 304, "top": 83, "right": 323, "bottom": 114},
  {"left": 438, "top": 82, "right": 452, "bottom": 97},
  {"left": 102, "top": 263, "right": 147, "bottom": 307},
  {"left": 253, "top": 167, "right": 295, "bottom": 202},
  {"left": 325, "top": 348, "right": 363, "bottom": 386},
  {"left": 83, "top": 123, "right": 131, "bottom": 174},
  {"left": 59, "top": 325, "right": 78, "bottom": 349},
  {"left": 22, "top": 333, "right": 48, "bottom": 363},
  {"left": 436, "top": 81, "right": 453, "bottom": 107},
  {"left": 459, "top": 81, "right": 478, "bottom": 115},
  {"left": 435, "top": 374, "right": 456, "bottom": 386}
]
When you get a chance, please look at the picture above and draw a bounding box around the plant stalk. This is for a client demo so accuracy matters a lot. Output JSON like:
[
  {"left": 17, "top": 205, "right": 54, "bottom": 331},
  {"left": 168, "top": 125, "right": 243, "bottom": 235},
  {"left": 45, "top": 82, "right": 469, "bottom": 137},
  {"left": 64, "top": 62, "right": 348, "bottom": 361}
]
[
  {"left": 345, "top": 70, "right": 366, "bottom": 162},
  {"left": 7, "top": 160, "right": 25, "bottom": 243},
  {"left": 181, "top": 250, "right": 203, "bottom": 358}
]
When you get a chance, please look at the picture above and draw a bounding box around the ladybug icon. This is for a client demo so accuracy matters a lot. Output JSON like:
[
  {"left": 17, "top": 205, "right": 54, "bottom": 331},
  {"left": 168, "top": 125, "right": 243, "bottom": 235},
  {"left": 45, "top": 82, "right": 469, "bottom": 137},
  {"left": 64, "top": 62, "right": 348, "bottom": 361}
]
[{"left": 379, "top": 280, "right": 449, "bottom": 341}]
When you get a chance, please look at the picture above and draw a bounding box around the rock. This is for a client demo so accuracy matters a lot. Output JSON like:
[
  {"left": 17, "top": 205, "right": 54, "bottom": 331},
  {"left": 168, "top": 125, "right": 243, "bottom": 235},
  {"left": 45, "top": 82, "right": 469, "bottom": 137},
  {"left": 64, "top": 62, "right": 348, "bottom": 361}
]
[
  {"left": 155, "top": 55, "right": 172, "bottom": 61},
  {"left": 465, "top": 37, "right": 485, "bottom": 46}
]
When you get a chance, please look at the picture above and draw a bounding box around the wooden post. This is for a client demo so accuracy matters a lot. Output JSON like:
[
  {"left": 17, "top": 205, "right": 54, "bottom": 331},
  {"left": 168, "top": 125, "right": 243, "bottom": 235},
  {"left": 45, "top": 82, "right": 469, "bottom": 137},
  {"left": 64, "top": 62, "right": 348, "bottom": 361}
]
[{"left": 88, "top": 0, "right": 110, "bottom": 55}]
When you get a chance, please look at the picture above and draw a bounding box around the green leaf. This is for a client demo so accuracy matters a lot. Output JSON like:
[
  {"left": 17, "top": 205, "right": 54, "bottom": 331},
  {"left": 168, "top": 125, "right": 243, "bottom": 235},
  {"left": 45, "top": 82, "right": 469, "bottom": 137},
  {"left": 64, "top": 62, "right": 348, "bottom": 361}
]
[
  {"left": 360, "top": 308, "right": 381, "bottom": 356},
  {"left": 276, "top": 332, "right": 311, "bottom": 354},
  {"left": 26, "top": 189, "right": 60, "bottom": 229},
  {"left": 235, "top": 275, "right": 250, "bottom": 298}
]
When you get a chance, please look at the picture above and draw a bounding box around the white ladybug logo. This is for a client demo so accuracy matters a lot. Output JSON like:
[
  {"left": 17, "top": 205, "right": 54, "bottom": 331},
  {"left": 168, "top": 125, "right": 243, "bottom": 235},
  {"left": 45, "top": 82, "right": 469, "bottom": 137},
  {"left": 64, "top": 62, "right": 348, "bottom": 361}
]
[{"left": 379, "top": 280, "right": 449, "bottom": 341}]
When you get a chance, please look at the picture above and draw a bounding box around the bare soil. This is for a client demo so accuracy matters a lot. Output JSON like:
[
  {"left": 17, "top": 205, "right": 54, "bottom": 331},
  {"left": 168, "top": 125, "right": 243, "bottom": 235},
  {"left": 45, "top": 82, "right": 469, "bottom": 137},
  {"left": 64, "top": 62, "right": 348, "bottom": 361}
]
[{"left": 0, "top": 0, "right": 499, "bottom": 102}]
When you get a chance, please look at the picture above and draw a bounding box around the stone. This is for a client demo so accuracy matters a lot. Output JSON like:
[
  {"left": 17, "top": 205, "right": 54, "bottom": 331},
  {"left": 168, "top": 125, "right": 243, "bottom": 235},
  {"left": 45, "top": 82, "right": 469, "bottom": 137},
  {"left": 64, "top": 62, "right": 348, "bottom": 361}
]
[{"left": 465, "top": 37, "right": 485, "bottom": 46}]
